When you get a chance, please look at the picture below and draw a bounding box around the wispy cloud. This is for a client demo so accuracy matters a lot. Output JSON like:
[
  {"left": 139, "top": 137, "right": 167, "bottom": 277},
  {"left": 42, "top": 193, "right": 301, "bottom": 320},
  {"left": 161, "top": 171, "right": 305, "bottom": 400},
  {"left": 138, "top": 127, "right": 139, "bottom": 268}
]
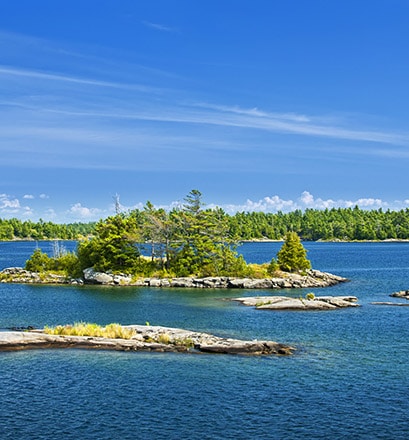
[
  {"left": 142, "top": 21, "right": 179, "bottom": 33},
  {"left": 0, "top": 65, "right": 161, "bottom": 93}
]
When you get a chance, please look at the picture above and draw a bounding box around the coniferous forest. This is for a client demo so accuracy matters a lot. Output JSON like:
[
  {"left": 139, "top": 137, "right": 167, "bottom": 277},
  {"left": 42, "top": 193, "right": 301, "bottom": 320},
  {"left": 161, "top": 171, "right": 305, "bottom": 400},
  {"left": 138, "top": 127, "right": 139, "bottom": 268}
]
[{"left": 1, "top": 194, "right": 409, "bottom": 243}]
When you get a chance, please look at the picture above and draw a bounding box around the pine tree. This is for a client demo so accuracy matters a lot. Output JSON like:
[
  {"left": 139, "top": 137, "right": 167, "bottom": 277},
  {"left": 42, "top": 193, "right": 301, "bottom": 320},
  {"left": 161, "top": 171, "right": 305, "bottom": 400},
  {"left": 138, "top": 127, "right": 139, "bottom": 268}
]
[{"left": 277, "top": 231, "right": 311, "bottom": 273}]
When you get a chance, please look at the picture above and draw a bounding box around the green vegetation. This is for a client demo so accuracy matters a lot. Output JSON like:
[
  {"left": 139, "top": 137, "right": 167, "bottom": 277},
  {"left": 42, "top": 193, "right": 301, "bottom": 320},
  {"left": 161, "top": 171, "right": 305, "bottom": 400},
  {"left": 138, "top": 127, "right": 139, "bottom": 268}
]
[
  {"left": 277, "top": 232, "right": 311, "bottom": 273},
  {"left": 0, "top": 218, "right": 94, "bottom": 241},
  {"left": 25, "top": 190, "right": 256, "bottom": 278},
  {"left": 19, "top": 189, "right": 409, "bottom": 279},
  {"left": 44, "top": 322, "right": 136, "bottom": 339},
  {"left": 228, "top": 206, "right": 409, "bottom": 241},
  {"left": 3, "top": 198, "right": 409, "bottom": 243}
]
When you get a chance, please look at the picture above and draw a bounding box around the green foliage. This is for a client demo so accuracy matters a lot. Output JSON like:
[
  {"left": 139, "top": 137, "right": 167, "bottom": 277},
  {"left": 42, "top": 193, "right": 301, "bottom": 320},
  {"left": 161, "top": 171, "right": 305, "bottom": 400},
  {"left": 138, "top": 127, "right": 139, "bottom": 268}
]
[
  {"left": 25, "top": 248, "right": 53, "bottom": 272},
  {"left": 77, "top": 215, "right": 140, "bottom": 273},
  {"left": 305, "top": 292, "right": 315, "bottom": 300},
  {"left": 0, "top": 218, "right": 94, "bottom": 241},
  {"left": 169, "top": 190, "right": 240, "bottom": 277},
  {"left": 25, "top": 247, "right": 81, "bottom": 277},
  {"left": 267, "top": 258, "right": 279, "bottom": 275},
  {"left": 27, "top": 190, "right": 409, "bottom": 280},
  {"left": 277, "top": 232, "right": 311, "bottom": 273}
]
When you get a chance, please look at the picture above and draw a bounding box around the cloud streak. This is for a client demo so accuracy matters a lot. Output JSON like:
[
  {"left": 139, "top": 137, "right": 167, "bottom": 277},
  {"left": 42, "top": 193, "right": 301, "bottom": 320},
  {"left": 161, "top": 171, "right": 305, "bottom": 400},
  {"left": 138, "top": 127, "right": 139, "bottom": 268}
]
[{"left": 142, "top": 21, "right": 178, "bottom": 33}]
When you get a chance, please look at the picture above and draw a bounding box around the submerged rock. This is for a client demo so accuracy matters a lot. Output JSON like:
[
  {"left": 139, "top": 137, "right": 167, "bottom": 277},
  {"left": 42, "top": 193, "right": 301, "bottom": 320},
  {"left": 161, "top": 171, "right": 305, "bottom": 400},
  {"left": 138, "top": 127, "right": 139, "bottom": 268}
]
[
  {"left": 0, "top": 324, "right": 295, "bottom": 356},
  {"left": 232, "top": 295, "right": 359, "bottom": 311}
]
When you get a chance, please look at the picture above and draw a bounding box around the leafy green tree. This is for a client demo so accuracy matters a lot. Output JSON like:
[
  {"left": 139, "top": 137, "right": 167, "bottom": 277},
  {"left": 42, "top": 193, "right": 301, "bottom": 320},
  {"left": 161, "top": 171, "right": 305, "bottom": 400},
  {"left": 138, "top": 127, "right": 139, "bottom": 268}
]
[
  {"left": 277, "top": 232, "right": 311, "bottom": 272},
  {"left": 77, "top": 214, "right": 140, "bottom": 273}
]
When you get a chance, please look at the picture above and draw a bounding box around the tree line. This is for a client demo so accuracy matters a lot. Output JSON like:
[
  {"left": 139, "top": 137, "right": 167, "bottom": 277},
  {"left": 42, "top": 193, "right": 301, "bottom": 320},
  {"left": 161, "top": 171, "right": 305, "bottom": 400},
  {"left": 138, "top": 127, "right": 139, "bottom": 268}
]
[
  {"left": 0, "top": 218, "right": 95, "bottom": 241},
  {"left": 229, "top": 206, "right": 409, "bottom": 241},
  {"left": 2, "top": 197, "right": 409, "bottom": 242}
]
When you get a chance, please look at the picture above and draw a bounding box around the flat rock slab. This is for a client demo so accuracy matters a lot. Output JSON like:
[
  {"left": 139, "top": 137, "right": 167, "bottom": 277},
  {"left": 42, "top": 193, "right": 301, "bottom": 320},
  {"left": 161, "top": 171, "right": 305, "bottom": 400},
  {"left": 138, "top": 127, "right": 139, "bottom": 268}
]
[
  {"left": 0, "top": 325, "right": 295, "bottom": 356},
  {"left": 372, "top": 302, "right": 409, "bottom": 307},
  {"left": 233, "top": 295, "right": 359, "bottom": 310}
]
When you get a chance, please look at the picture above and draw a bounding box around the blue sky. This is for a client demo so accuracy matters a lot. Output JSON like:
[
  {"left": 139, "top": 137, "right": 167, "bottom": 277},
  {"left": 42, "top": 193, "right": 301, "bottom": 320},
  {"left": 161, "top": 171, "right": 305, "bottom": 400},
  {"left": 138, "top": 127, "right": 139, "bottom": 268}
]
[{"left": 1, "top": 0, "right": 409, "bottom": 222}]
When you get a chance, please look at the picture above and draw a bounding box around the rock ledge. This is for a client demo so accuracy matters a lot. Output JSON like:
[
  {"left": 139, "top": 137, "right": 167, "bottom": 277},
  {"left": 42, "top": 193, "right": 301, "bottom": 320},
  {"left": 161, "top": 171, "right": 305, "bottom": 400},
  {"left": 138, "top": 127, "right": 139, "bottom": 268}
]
[
  {"left": 0, "top": 325, "right": 295, "bottom": 356},
  {"left": 0, "top": 267, "right": 348, "bottom": 290},
  {"left": 233, "top": 295, "right": 359, "bottom": 310}
]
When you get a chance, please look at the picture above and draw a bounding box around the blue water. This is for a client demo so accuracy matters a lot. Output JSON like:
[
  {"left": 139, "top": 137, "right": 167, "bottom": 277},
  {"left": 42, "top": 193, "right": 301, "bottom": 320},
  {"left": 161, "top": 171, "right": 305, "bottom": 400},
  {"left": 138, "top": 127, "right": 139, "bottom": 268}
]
[{"left": 1, "top": 241, "right": 409, "bottom": 439}]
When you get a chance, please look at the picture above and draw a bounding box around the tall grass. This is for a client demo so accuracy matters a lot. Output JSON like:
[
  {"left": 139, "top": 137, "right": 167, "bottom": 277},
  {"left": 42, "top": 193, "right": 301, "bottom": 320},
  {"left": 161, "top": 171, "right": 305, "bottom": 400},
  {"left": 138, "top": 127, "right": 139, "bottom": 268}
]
[{"left": 44, "top": 322, "right": 136, "bottom": 339}]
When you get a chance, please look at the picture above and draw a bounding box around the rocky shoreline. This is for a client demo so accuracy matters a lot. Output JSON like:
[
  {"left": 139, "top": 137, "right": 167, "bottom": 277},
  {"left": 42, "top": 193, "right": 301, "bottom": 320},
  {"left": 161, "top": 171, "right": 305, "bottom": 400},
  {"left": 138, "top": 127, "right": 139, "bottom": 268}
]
[
  {"left": 0, "top": 325, "right": 295, "bottom": 356},
  {"left": 0, "top": 267, "right": 348, "bottom": 289}
]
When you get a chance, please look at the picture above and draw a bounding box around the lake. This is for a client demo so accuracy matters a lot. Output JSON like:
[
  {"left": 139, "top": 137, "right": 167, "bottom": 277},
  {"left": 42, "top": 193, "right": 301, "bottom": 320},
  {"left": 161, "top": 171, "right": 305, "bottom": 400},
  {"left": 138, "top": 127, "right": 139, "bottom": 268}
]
[{"left": 1, "top": 241, "right": 409, "bottom": 439}]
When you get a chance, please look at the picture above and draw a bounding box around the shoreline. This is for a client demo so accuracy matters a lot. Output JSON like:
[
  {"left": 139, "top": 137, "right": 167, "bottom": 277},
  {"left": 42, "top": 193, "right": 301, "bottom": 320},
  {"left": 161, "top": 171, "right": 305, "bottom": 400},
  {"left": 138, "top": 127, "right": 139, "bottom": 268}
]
[
  {"left": 0, "top": 325, "right": 295, "bottom": 356},
  {"left": 0, "top": 267, "right": 348, "bottom": 289}
]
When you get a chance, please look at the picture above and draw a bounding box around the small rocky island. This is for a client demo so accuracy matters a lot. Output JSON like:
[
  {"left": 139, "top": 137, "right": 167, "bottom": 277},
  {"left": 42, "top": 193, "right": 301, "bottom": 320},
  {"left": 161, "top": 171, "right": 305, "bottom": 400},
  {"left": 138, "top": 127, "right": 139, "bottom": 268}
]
[
  {"left": 372, "top": 289, "right": 409, "bottom": 306},
  {"left": 0, "top": 325, "right": 295, "bottom": 356},
  {"left": 0, "top": 267, "right": 348, "bottom": 289},
  {"left": 233, "top": 295, "right": 359, "bottom": 310}
]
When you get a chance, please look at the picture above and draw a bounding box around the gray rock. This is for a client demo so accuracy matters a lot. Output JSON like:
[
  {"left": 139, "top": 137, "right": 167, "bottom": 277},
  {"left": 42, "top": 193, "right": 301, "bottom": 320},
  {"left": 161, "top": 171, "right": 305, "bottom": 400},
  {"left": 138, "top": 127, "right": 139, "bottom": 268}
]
[
  {"left": 83, "top": 268, "right": 114, "bottom": 284},
  {"left": 233, "top": 295, "right": 359, "bottom": 311},
  {"left": 390, "top": 290, "right": 409, "bottom": 300},
  {"left": 0, "top": 325, "right": 295, "bottom": 356}
]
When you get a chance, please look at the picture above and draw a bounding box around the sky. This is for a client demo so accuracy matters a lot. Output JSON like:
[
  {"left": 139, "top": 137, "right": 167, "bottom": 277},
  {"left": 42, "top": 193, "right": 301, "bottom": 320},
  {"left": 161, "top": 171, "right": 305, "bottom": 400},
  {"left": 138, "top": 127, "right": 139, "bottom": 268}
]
[{"left": 1, "top": 0, "right": 409, "bottom": 222}]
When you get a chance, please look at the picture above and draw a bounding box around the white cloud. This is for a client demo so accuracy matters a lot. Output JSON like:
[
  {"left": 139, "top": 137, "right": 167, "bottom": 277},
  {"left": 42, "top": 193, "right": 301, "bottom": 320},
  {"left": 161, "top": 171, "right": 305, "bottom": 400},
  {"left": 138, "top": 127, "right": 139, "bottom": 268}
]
[
  {"left": 0, "top": 193, "right": 20, "bottom": 209},
  {"left": 210, "top": 191, "right": 395, "bottom": 214},
  {"left": 23, "top": 194, "right": 34, "bottom": 199},
  {"left": 39, "top": 194, "right": 49, "bottom": 199},
  {"left": 68, "top": 203, "right": 102, "bottom": 219}
]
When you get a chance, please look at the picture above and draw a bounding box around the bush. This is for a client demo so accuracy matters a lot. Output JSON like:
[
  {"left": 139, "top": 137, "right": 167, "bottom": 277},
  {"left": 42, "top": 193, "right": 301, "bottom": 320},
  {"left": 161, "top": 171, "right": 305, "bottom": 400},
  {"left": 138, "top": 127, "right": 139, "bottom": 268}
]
[{"left": 25, "top": 249, "right": 52, "bottom": 272}]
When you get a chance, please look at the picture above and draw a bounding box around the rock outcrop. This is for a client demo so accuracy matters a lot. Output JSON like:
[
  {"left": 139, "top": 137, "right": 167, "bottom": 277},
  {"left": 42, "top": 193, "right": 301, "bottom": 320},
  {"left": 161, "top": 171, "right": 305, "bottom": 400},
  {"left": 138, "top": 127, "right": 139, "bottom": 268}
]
[
  {"left": 0, "top": 325, "right": 295, "bottom": 356},
  {"left": 82, "top": 268, "right": 347, "bottom": 289},
  {"left": 0, "top": 267, "right": 348, "bottom": 290},
  {"left": 0, "top": 267, "right": 76, "bottom": 284},
  {"left": 390, "top": 290, "right": 409, "bottom": 300},
  {"left": 233, "top": 295, "right": 359, "bottom": 310}
]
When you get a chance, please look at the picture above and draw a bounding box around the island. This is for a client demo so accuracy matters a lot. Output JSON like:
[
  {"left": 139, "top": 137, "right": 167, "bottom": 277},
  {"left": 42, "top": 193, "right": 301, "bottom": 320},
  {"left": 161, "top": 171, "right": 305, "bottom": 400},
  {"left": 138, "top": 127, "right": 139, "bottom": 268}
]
[
  {"left": 233, "top": 295, "right": 359, "bottom": 310},
  {"left": 0, "top": 324, "right": 295, "bottom": 356}
]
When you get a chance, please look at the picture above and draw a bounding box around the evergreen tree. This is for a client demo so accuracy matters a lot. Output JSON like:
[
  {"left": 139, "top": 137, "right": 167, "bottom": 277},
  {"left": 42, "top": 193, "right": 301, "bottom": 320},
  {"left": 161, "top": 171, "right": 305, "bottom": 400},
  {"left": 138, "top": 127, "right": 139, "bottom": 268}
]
[{"left": 277, "top": 232, "right": 311, "bottom": 272}]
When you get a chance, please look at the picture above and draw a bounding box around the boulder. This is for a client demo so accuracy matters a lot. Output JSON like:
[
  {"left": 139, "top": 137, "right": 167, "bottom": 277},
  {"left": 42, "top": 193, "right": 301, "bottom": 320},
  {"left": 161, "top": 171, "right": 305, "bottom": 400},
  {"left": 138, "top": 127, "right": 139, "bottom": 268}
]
[{"left": 83, "top": 268, "right": 114, "bottom": 284}]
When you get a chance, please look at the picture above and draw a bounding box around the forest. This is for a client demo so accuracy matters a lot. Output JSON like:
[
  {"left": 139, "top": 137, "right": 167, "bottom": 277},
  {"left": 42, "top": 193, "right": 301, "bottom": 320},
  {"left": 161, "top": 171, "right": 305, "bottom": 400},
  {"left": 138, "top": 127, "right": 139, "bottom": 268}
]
[{"left": 2, "top": 202, "right": 409, "bottom": 242}]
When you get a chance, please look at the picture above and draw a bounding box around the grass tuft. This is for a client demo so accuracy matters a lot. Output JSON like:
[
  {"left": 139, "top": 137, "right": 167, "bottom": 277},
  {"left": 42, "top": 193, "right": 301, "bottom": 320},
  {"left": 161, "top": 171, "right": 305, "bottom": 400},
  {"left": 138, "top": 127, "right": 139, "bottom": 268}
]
[{"left": 44, "top": 322, "right": 136, "bottom": 339}]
